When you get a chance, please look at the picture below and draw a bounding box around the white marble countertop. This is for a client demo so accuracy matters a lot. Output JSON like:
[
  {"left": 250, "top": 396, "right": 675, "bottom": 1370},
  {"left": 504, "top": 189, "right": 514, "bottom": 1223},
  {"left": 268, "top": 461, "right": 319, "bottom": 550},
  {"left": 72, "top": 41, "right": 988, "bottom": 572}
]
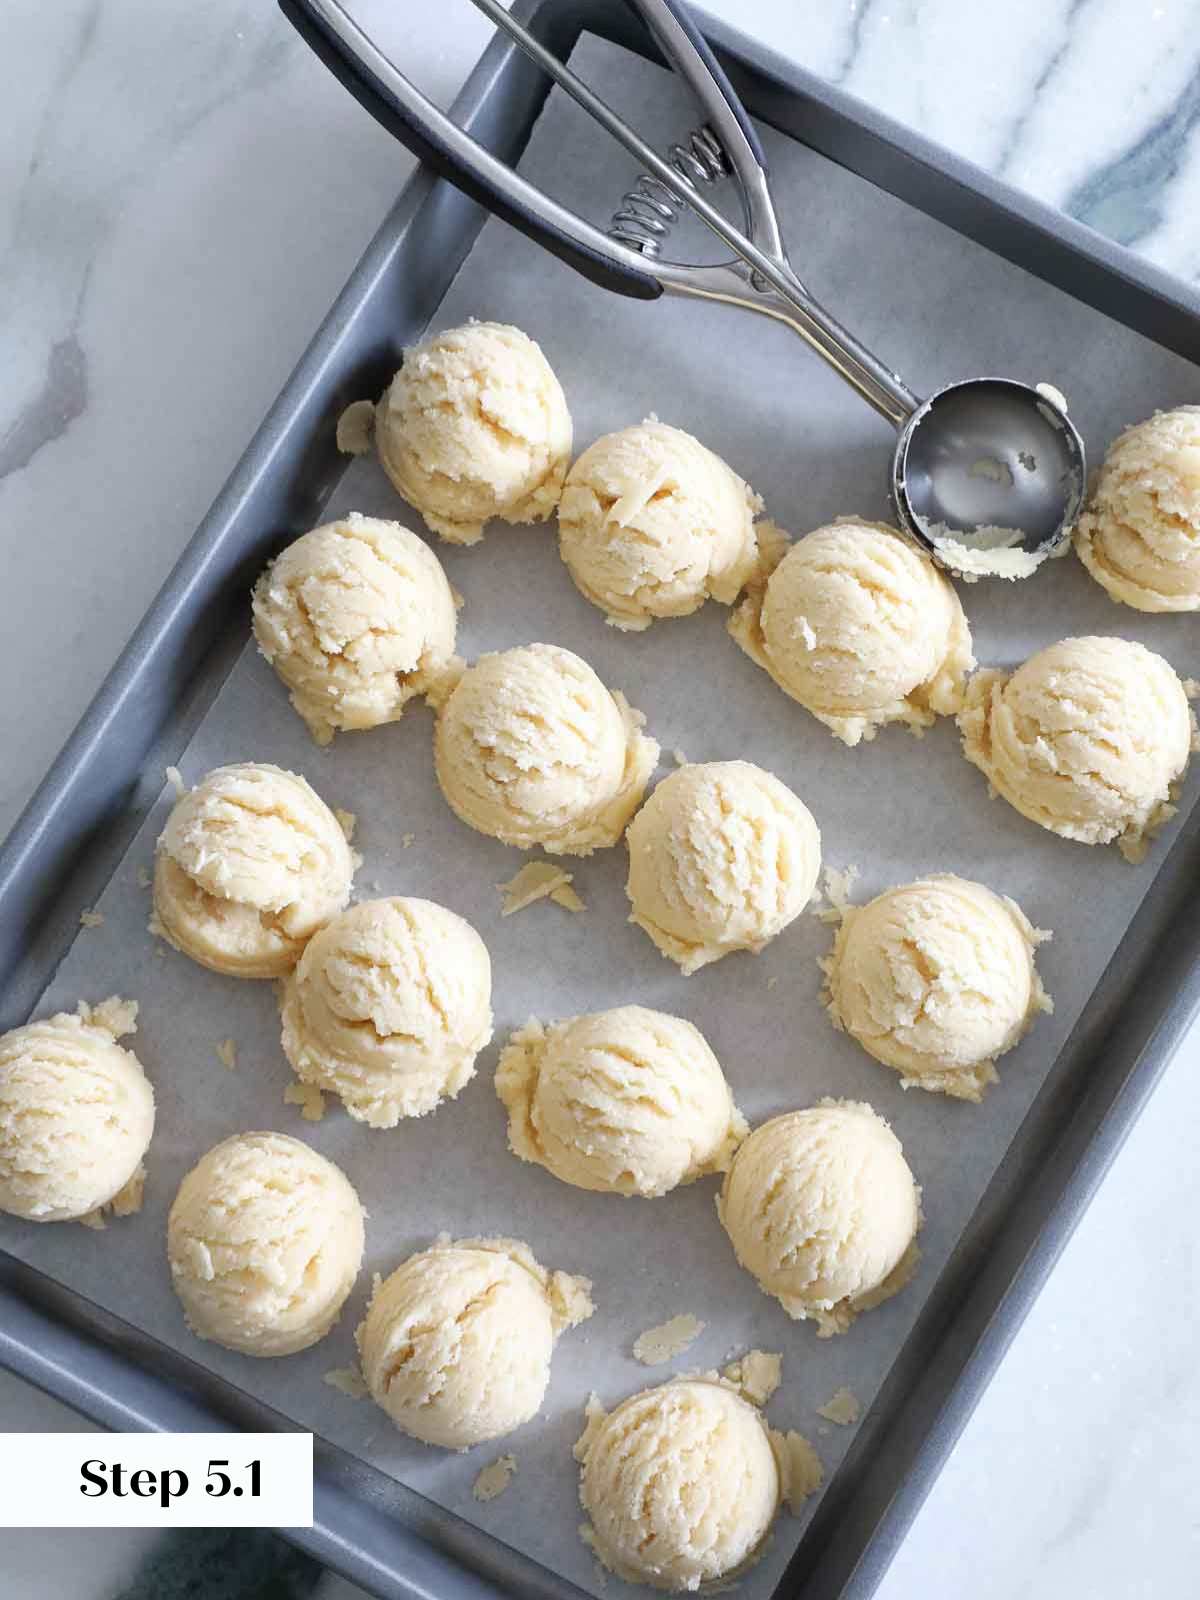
[{"left": 3, "top": 2, "right": 1199, "bottom": 1597}]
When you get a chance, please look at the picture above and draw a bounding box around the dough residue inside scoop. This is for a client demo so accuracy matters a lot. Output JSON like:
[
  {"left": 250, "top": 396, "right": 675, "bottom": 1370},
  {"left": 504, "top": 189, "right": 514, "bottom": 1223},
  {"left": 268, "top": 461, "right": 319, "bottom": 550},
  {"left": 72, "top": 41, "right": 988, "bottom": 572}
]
[{"left": 928, "top": 522, "right": 1044, "bottom": 581}]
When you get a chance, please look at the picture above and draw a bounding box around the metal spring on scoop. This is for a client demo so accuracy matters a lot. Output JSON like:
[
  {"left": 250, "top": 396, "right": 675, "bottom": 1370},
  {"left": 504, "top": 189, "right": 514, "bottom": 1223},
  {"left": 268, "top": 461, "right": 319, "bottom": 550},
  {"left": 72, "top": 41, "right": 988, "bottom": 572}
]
[{"left": 608, "top": 124, "right": 728, "bottom": 256}]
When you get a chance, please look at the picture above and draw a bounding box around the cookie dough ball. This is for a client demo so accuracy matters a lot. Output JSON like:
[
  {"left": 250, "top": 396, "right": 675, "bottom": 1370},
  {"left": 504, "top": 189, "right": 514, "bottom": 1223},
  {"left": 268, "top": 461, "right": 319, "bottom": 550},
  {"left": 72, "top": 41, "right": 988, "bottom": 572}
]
[
  {"left": 730, "top": 519, "right": 974, "bottom": 746},
  {"left": 251, "top": 514, "right": 459, "bottom": 744},
  {"left": 372, "top": 321, "right": 572, "bottom": 545},
  {"left": 575, "top": 1378, "right": 782, "bottom": 1590},
  {"left": 718, "top": 1102, "right": 921, "bottom": 1335},
  {"left": 626, "top": 761, "right": 821, "bottom": 975},
  {"left": 153, "top": 763, "right": 355, "bottom": 978},
  {"left": 0, "top": 998, "right": 153, "bottom": 1223},
  {"left": 1075, "top": 407, "right": 1200, "bottom": 611},
  {"left": 496, "top": 1006, "right": 747, "bottom": 1197},
  {"left": 356, "top": 1236, "right": 593, "bottom": 1448},
  {"left": 435, "top": 643, "right": 658, "bottom": 855},
  {"left": 280, "top": 897, "right": 492, "bottom": 1126},
  {"left": 167, "top": 1132, "right": 363, "bottom": 1357},
  {"left": 557, "top": 421, "right": 761, "bottom": 630},
  {"left": 959, "top": 636, "right": 1196, "bottom": 861},
  {"left": 823, "top": 875, "right": 1052, "bottom": 1102}
]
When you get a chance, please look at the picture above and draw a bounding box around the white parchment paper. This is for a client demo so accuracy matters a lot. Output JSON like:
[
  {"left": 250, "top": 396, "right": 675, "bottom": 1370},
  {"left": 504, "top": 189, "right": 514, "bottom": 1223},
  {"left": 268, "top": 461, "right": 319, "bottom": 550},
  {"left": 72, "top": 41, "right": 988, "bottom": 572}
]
[{"left": 5, "top": 36, "right": 1199, "bottom": 1599}]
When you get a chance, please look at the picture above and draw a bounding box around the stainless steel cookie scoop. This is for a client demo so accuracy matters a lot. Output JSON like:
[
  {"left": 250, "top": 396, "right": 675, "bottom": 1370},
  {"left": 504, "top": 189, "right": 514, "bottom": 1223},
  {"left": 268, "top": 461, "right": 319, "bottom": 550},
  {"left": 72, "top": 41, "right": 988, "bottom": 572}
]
[
  {"left": 894, "top": 379, "right": 1085, "bottom": 572},
  {"left": 281, "top": 0, "right": 1086, "bottom": 573}
]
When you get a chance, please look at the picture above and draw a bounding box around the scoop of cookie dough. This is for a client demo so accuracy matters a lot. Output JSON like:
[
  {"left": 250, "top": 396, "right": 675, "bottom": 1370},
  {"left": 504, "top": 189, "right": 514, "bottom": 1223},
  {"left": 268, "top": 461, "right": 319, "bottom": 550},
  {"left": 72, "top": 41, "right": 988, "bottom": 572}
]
[
  {"left": 153, "top": 763, "right": 356, "bottom": 977},
  {"left": 718, "top": 1101, "right": 921, "bottom": 1335},
  {"left": 356, "top": 1236, "right": 593, "bottom": 1448},
  {"left": 0, "top": 998, "right": 153, "bottom": 1223},
  {"left": 434, "top": 643, "right": 658, "bottom": 855},
  {"left": 958, "top": 636, "right": 1195, "bottom": 861},
  {"left": 1075, "top": 406, "right": 1200, "bottom": 611},
  {"left": 822, "top": 875, "right": 1052, "bottom": 1101},
  {"left": 575, "top": 1377, "right": 782, "bottom": 1591},
  {"left": 370, "top": 321, "right": 572, "bottom": 545},
  {"left": 557, "top": 421, "right": 761, "bottom": 630},
  {"left": 496, "top": 1005, "right": 747, "bottom": 1197},
  {"left": 280, "top": 896, "right": 493, "bottom": 1126},
  {"left": 730, "top": 519, "right": 974, "bottom": 745},
  {"left": 625, "top": 760, "right": 821, "bottom": 974},
  {"left": 252, "top": 514, "right": 459, "bottom": 744},
  {"left": 167, "top": 1131, "right": 364, "bottom": 1357}
]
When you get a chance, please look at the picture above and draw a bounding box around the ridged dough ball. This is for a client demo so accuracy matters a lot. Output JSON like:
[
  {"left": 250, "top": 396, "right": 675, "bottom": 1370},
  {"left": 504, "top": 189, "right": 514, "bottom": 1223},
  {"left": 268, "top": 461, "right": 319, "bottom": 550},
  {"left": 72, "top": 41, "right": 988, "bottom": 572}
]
[
  {"left": 958, "top": 636, "right": 1195, "bottom": 861},
  {"left": 730, "top": 519, "right": 974, "bottom": 745},
  {"left": 152, "top": 763, "right": 355, "bottom": 977},
  {"left": 625, "top": 761, "right": 821, "bottom": 974},
  {"left": 167, "top": 1132, "right": 364, "bottom": 1357},
  {"left": 558, "top": 421, "right": 761, "bottom": 630},
  {"left": 718, "top": 1101, "right": 921, "bottom": 1335},
  {"left": 434, "top": 643, "right": 659, "bottom": 855},
  {"left": 575, "top": 1378, "right": 782, "bottom": 1591},
  {"left": 279, "top": 897, "right": 493, "bottom": 1127},
  {"left": 252, "top": 514, "right": 459, "bottom": 744},
  {"left": 356, "top": 1236, "right": 593, "bottom": 1449},
  {"left": 0, "top": 998, "right": 153, "bottom": 1223},
  {"left": 496, "top": 1005, "right": 747, "bottom": 1197},
  {"left": 822, "top": 875, "right": 1052, "bottom": 1102},
  {"left": 1075, "top": 406, "right": 1200, "bottom": 611},
  {"left": 374, "top": 321, "right": 572, "bottom": 545}
]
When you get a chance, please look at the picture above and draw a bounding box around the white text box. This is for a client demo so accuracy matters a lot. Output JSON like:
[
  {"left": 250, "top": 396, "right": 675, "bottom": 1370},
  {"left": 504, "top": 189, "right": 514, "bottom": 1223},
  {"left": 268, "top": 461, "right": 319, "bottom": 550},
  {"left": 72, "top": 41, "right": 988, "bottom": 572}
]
[{"left": 0, "top": 1433, "right": 313, "bottom": 1527}]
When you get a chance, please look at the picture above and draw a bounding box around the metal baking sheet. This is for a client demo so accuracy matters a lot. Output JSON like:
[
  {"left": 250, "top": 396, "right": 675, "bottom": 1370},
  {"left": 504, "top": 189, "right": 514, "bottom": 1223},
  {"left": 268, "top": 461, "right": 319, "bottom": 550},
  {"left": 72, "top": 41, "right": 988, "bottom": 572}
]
[{"left": 3, "top": 9, "right": 1200, "bottom": 1600}]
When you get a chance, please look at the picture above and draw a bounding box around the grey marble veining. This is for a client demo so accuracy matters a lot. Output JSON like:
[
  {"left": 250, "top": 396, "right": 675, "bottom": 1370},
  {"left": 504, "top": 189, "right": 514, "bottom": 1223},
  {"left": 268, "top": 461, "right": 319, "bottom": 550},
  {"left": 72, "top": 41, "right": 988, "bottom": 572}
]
[{"left": 1, "top": 4, "right": 1199, "bottom": 1600}]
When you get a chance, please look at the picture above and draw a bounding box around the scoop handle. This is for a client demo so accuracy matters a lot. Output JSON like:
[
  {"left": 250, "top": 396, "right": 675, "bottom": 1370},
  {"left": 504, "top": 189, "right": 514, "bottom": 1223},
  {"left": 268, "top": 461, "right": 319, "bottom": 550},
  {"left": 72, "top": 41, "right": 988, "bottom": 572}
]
[{"left": 279, "top": 0, "right": 663, "bottom": 301}]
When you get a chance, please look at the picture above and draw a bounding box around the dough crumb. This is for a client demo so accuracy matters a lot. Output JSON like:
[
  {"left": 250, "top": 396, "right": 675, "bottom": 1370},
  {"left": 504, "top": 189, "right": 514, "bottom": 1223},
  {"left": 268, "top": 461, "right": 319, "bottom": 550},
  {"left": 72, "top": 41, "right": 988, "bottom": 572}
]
[
  {"left": 754, "top": 518, "right": 791, "bottom": 575},
  {"left": 78, "top": 1163, "right": 147, "bottom": 1230},
  {"left": 672, "top": 748, "right": 689, "bottom": 767},
  {"left": 110, "top": 1164, "right": 146, "bottom": 1217},
  {"left": 215, "top": 1038, "right": 237, "bottom": 1071},
  {"left": 164, "top": 765, "right": 186, "bottom": 798},
  {"left": 336, "top": 398, "right": 377, "bottom": 456},
  {"left": 135, "top": 865, "right": 152, "bottom": 890},
  {"left": 334, "top": 808, "right": 357, "bottom": 843},
  {"left": 472, "top": 1453, "right": 517, "bottom": 1503},
  {"left": 79, "top": 909, "right": 105, "bottom": 929},
  {"left": 498, "top": 861, "right": 584, "bottom": 916},
  {"left": 550, "top": 881, "right": 586, "bottom": 913},
  {"left": 76, "top": 997, "right": 139, "bottom": 1038},
  {"left": 323, "top": 1365, "right": 369, "bottom": 1399},
  {"left": 633, "top": 1313, "right": 705, "bottom": 1366},
  {"left": 817, "top": 1386, "right": 862, "bottom": 1426},
  {"left": 772, "top": 1429, "right": 824, "bottom": 1512},
  {"left": 401, "top": 832, "right": 416, "bottom": 849},
  {"left": 284, "top": 1081, "right": 327, "bottom": 1122},
  {"left": 722, "top": 1349, "right": 782, "bottom": 1406},
  {"left": 573, "top": 1392, "right": 609, "bottom": 1463},
  {"left": 814, "top": 864, "right": 861, "bottom": 923},
  {"left": 766, "top": 975, "right": 778, "bottom": 991}
]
